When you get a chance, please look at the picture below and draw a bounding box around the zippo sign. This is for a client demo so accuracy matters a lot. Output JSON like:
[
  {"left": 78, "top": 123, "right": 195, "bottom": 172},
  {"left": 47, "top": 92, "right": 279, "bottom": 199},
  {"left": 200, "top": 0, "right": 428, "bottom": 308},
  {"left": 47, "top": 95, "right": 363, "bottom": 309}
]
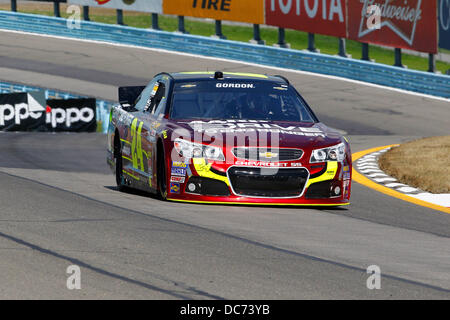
[
  {"left": 265, "top": 0, "right": 347, "bottom": 37},
  {"left": 347, "top": 0, "right": 438, "bottom": 54},
  {"left": 0, "top": 92, "right": 96, "bottom": 132},
  {"left": 0, "top": 92, "right": 47, "bottom": 131},
  {"left": 46, "top": 98, "right": 97, "bottom": 132}
]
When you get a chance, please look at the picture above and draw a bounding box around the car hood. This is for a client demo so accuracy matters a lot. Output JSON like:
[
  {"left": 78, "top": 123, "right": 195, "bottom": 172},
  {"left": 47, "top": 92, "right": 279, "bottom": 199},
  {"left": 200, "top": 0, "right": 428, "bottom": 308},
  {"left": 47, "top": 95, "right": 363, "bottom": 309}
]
[{"left": 172, "top": 120, "right": 343, "bottom": 150}]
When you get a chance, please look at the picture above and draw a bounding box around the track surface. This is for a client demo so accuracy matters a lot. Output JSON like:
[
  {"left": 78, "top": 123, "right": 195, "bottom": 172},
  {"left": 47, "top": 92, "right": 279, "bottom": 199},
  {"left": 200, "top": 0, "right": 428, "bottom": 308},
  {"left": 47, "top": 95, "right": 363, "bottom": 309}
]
[{"left": 0, "top": 31, "right": 449, "bottom": 299}]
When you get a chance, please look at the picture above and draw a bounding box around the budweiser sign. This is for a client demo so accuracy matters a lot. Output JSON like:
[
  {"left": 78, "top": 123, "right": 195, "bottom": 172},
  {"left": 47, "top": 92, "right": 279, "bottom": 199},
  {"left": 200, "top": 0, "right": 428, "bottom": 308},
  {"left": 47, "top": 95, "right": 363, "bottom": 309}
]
[
  {"left": 358, "top": 0, "right": 422, "bottom": 45},
  {"left": 348, "top": 0, "right": 437, "bottom": 53}
]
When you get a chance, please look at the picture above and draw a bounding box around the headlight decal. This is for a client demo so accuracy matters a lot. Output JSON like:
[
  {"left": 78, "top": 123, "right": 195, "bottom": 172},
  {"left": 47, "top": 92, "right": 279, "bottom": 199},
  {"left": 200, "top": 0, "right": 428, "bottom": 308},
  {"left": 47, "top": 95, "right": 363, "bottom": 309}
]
[
  {"left": 174, "top": 138, "right": 225, "bottom": 161},
  {"left": 310, "top": 142, "right": 346, "bottom": 163}
]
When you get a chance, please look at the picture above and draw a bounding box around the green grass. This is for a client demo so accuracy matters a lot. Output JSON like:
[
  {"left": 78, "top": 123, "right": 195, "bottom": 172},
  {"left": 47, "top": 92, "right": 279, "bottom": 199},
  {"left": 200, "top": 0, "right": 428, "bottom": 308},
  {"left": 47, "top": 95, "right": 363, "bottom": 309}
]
[{"left": 5, "top": 7, "right": 450, "bottom": 74}]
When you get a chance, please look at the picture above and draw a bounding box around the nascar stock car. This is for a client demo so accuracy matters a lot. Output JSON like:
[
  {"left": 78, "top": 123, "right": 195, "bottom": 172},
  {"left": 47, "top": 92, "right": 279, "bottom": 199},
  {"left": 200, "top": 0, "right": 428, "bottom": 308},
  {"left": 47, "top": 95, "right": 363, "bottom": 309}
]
[{"left": 107, "top": 71, "right": 352, "bottom": 206}]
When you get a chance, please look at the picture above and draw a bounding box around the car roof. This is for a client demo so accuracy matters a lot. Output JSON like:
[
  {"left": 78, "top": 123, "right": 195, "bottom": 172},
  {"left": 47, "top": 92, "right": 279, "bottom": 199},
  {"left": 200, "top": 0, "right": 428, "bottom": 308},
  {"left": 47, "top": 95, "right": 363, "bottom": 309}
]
[{"left": 168, "top": 71, "right": 288, "bottom": 84}]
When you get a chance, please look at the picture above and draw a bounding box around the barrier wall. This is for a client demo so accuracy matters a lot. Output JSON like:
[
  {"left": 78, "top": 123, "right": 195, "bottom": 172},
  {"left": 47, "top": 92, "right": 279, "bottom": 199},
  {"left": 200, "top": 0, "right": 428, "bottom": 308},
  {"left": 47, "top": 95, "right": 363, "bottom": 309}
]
[
  {"left": 0, "top": 11, "right": 449, "bottom": 100},
  {"left": 0, "top": 81, "right": 115, "bottom": 133}
]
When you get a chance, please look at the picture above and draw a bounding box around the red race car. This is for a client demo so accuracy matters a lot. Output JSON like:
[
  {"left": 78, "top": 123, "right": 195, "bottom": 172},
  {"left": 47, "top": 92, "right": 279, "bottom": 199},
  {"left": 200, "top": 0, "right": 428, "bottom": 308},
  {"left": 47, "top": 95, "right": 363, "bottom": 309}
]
[{"left": 107, "top": 71, "right": 352, "bottom": 206}]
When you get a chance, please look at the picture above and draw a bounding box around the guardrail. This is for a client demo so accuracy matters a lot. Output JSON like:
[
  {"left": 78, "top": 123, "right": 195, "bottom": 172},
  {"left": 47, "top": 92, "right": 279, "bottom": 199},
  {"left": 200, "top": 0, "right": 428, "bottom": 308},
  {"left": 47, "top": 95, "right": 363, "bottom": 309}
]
[
  {"left": 11, "top": 0, "right": 449, "bottom": 72},
  {"left": 0, "top": 11, "right": 449, "bottom": 99},
  {"left": 0, "top": 81, "right": 115, "bottom": 133}
]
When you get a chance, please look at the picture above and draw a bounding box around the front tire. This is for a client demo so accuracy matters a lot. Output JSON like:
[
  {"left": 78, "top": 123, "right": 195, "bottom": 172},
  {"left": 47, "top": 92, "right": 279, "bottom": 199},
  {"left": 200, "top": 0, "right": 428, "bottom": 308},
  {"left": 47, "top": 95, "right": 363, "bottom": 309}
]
[
  {"left": 157, "top": 144, "right": 168, "bottom": 200},
  {"left": 114, "top": 138, "right": 126, "bottom": 191}
]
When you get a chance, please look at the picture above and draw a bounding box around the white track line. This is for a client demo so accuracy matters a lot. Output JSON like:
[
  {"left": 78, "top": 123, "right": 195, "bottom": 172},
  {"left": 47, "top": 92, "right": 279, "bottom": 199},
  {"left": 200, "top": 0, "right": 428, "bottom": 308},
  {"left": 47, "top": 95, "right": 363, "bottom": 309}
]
[
  {"left": 373, "top": 177, "right": 397, "bottom": 182},
  {"left": 397, "top": 186, "right": 419, "bottom": 193},
  {"left": 385, "top": 183, "right": 408, "bottom": 188}
]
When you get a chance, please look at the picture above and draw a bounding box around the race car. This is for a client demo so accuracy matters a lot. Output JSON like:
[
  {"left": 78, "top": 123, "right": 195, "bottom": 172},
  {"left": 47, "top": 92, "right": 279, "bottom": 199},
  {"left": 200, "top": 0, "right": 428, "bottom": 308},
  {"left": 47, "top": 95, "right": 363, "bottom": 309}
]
[{"left": 107, "top": 71, "right": 352, "bottom": 206}]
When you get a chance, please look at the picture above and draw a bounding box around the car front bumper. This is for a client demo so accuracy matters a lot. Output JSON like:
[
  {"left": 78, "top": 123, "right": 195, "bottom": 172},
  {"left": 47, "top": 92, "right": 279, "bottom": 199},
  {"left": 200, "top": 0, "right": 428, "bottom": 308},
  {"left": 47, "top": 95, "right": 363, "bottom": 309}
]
[{"left": 167, "top": 159, "right": 352, "bottom": 206}]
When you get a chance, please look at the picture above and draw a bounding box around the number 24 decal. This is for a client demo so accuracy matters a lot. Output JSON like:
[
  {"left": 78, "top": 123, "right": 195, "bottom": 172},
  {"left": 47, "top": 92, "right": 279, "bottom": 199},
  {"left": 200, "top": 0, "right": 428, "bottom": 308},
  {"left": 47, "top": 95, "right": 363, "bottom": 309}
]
[{"left": 130, "top": 118, "right": 144, "bottom": 171}]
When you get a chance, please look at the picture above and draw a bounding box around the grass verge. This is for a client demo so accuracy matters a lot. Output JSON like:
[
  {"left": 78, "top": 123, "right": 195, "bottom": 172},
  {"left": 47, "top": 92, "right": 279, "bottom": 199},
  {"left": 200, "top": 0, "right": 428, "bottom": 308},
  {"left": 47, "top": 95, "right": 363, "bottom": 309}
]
[
  {"left": 378, "top": 136, "right": 450, "bottom": 193},
  {"left": 1, "top": 3, "right": 450, "bottom": 74}
]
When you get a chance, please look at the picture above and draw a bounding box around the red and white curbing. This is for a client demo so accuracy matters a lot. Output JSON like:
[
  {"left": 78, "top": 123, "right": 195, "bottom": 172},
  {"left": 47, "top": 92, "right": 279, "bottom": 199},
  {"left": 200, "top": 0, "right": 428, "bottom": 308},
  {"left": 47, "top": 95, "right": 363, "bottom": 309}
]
[{"left": 355, "top": 146, "right": 450, "bottom": 208}]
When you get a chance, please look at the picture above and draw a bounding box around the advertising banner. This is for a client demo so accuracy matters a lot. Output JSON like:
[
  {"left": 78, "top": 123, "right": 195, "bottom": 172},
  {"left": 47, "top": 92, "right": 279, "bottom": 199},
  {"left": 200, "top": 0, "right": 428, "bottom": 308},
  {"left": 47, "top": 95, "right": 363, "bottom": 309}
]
[
  {"left": 46, "top": 98, "right": 97, "bottom": 132},
  {"left": 68, "top": 0, "right": 163, "bottom": 13},
  {"left": 0, "top": 92, "right": 47, "bottom": 131},
  {"left": 347, "top": 0, "right": 438, "bottom": 54},
  {"left": 439, "top": 0, "right": 450, "bottom": 50},
  {"left": 0, "top": 93, "right": 97, "bottom": 132},
  {"left": 163, "top": 0, "right": 264, "bottom": 24},
  {"left": 265, "top": 0, "right": 347, "bottom": 37}
]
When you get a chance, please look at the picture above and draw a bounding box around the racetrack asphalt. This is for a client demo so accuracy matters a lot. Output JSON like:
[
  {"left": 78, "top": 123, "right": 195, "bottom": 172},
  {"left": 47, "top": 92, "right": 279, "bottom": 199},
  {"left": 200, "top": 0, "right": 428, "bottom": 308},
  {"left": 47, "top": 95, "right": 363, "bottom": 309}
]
[{"left": 0, "top": 30, "right": 449, "bottom": 299}]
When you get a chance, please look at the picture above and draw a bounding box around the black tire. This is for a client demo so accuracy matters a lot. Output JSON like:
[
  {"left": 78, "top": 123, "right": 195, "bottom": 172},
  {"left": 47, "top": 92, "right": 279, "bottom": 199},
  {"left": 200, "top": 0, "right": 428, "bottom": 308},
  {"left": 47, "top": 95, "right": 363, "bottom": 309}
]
[
  {"left": 157, "top": 145, "right": 167, "bottom": 200},
  {"left": 114, "top": 137, "right": 126, "bottom": 191}
]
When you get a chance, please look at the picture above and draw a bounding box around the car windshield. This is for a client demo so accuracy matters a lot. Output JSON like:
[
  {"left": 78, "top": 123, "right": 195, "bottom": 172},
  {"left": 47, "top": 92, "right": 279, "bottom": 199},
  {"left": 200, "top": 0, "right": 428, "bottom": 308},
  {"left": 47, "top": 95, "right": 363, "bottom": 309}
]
[{"left": 170, "top": 81, "right": 316, "bottom": 122}]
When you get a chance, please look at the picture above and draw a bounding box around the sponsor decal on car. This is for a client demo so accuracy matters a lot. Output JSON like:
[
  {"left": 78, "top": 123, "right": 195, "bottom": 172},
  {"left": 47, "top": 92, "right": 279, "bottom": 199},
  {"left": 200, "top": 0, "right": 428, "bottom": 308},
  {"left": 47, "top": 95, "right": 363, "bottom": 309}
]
[
  {"left": 148, "top": 158, "right": 153, "bottom": 172},
  {"left": 235, "top": 161, "right": 289, "bottom": 167},
  {"left": 172, "top": 161, "right": 188, "bottom": 168},
  {"left": 170, "top": 182, "right": 181, "bottom": 194},
  {"left": 122, "top": 144, "right": 131, "bottom": 156},
  {"left": 290, "top": 162, "right": 304, "bottom": 167},
  {"left": 216, "top": 83, "right": 255, "bottom": 89},
  {"left": 152, "top": 122, "right": 161, "bottom": 129},
  {"left": 259, "top": 151, "right": 278, "bottom": 159},
  {"left": 170, "top": 176, "right": 185, "bottom": 183},
  {"left": 171, "top": 167, "right": 186, "bottom": 176},
  {"left": 117, "top": 109, "right": 134, "bottom": 127},
  {"left": 184, "top": 120, "right": 326, "bottom": 137},
  {"left": 343, "top": 180, "right": 350, "bottom": 198},
  {"left": 343, "top": 165, "right": 351, "bottom": 180},
  {"left": 181, "top": 84, "right": 197, "bottom": 88}
]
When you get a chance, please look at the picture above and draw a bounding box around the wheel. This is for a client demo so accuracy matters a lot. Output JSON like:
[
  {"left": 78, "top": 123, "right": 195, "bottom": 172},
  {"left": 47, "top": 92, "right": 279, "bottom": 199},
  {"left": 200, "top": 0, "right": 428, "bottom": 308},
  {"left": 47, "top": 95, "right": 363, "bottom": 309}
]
[
  {"left": 157, "top": 146, "right": 167, "bottom": 200},
  {"left": 115, "top": 139, "right": 126, "bottom": 191}
]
